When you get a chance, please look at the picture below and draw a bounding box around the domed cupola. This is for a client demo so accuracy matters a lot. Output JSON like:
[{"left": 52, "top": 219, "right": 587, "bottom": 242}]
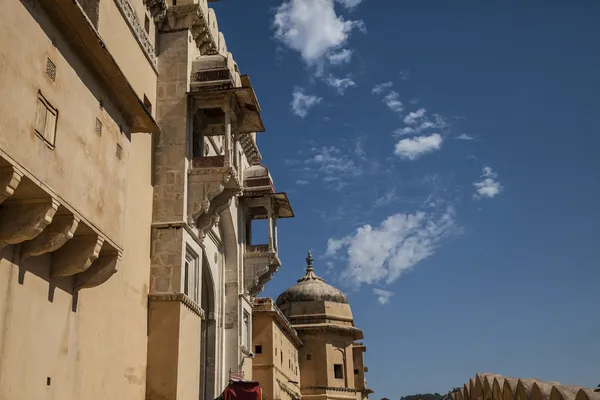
[{"left": 276, "top": 251, "right": 348, "bottom": 307}]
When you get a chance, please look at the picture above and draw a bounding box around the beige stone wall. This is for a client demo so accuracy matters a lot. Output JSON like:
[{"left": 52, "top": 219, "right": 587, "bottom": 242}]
[
  {"left": 252, "top": 311, "right": 301, "bottom": 400},
  {"left": 98, "top": 0, "right": 158, "bottom": 106},
  {"left": 0, "top": 0, "right": 133, "bottom": 245},
  {"left": 0, "top": 131, "right": 153, "bottom": 399}
]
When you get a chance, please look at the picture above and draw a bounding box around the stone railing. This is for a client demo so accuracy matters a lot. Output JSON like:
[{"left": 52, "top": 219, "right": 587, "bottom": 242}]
[
  {"left": 453, "top": 374, "right": 600, "bottom": 400},
  {"left": 191, "top": 155, "right": 224, "bottom": 169},
  {"left": 246, "top": 244, "right": 271, "bottom": 254}
]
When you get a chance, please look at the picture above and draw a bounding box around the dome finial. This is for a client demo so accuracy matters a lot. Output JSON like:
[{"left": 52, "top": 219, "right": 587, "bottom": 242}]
[
  {"left": 306, "top": 250, "right": 314, "bottom": 270},
  {"left": 298, "top": 249, "right": 323, "bottom": 282}
]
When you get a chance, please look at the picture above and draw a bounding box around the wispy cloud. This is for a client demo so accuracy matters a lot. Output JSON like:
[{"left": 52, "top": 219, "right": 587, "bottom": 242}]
[
  {"left": 324, "top": 75, "right": 357, "bottom": 94},
  {"left": 374, "top": 188, "right": 396, "bottom": 207},
  {"left": 395, "top": 133, "right": 443, "bottom": 160},
  {"left": 398, "top": 69, "right": 409, "bottom": 80},
  {"left": 383, "top": 91, "right": 404, "bottom": 113},
  {"left": 305, "top": 145, "right": 363, "bottom": 187},
  {"left": 336, "top": 0, "right": 365, "bottom": 9},
  {"left": 455, "top": 133, "right": 476, "bottom": 140},
  {"left": 372, "top": 81, "right": 393, "bottom": 94},
  {"left": 296, "top": 179, "right": 310, "bottom": 185},
  {"left": 403, "top": 108, "right": 427, "bottom": 125},
  {"left": 291, "top": 87, "right": 322, "bottom": 117},
  {"left": 373, "top": 288, "right": 394, "bottom": 305},
  {"left": 328, "top": 48, "right": 354, "bottom": 65},
  {"left": 273, "top": 0, "right": 365, "bottom": 70},
  {"left": 473, "top": 166, "right": 503, "bottom": 199},
  {"left": 325, "top": 207, "right": 457, "bottom": 287}
]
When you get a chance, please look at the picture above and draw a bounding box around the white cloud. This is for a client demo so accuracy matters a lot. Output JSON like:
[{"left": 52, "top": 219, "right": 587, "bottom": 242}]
[
  {"left": 404, "top": 108, "right": 427, "bottom": 125},
  {"left": 383, "top": 91, "right": 404, "bottom": 113},
  {"left": 328, "top": 48, "right": 354, "bottom": 64},
  {"left": 455, "top": 133, "right": 475, "bottom": 140},
  {"left": 372, "top": 81, "right": 393, "bottom": 94},
  {"left": 398, "top": 69, "right": 409, "bottom": 80},
  {"left": 290, "top": 87, "right": 322, "bottom": 117},
  {"left": 473, "top": 166, "right": 503, "bottom": 199},
  {"left": 325, "top": 75, "right": 357, "bottom": 94},
  {"left": 395, "top": 133, "right": 443, "bottom": 160},
  {"left": 373, "top": 288, "right": 394, "bottom": 305},
  {"left": 326, "top": 207, "right": 456, "bottom": 286},
  {"left": 273, "top": 0, "right": 365, "bottom": 68},
  {"left": 296, "top": 180, "right": 310, "bottom": 185},
  {"left": 410, "top": 97, "right": 419, "bottom": 104},
  {"left": 336, "top": 0, "right": 364, "bottom": 8}
]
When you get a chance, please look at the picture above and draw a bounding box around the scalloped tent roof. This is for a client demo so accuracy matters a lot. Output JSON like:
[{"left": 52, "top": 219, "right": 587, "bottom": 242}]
[{"left": 452, "top": 374, "right": 600, "bottom": 400}]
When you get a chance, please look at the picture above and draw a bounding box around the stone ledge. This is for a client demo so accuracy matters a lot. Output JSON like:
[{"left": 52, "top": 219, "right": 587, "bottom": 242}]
[{"left": 149, "top": 292, "right": 205, "bottom": 318}]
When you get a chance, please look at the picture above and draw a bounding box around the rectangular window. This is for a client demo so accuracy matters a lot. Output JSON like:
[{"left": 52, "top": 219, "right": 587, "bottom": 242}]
[
  {"left": 254, "top": 345, "right": 262, "bottom": 354},
  {"left": 334, "top": 364, "right": 343, "bottom": 379},
  {"left": 34, "top": 92, "right": 58, "bottom": 146},
  {"left": 354, "top": 369, "right": 359, "bottom": 375},
  {"left": 184, "top": 248, "right": 200, "bottom": 304},
  {"left": 280, "top": 352, "right": 283, "bottom": 365},
  {"left": 144, "top": 14, "right": 150, "bottom": 34},
  {"left": 306, "top": 354, "right": 311, "bottom": 361}
]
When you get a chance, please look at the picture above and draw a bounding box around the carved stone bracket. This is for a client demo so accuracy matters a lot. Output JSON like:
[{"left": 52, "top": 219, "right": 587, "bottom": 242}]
[
  {"left": 244, "top": 249, "right": 280, "bottom": 297},
  {"left": 76, "top": 249, "right": 122, "bottom": 289},
  {"left": 187, "top": 177, "right": 228, "bottom": 227},
  {"left": 0, "top": 197, "right": 60, "bottom": 251},
  {"left": 0, "top": 166, "right": 23, "bottom": 205},
  {"left": 21, "top": 213, "right": 80, "bottom": 260},
  {"left": 196, "top": 190, "right": 235, "bottom": 241},
  {"left": 51, "top": 234, "right": 104, "bottom": 277}
]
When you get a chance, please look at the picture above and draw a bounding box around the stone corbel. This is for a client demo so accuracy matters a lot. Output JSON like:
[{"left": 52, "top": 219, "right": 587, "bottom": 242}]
[
  {"left": 21, "top": 213, "right": 80, "bottom": 260},
  {"left": 197, "top": 190, "right": 234, "bottom": 240},
  {"left": 0, "top": 166, "right": 23, "bottom": 205},
  {"left": 51, "top": 234, "right": 104, "bottom": 277},
  {"left": 187, "top": 178, "right": 229, "bottom": 227},
  {"left": 0, "top": 197, "right": 60, "bottom": 251},
  {"left": 75, "top": 249, "right": 122, "bottom": 289}
]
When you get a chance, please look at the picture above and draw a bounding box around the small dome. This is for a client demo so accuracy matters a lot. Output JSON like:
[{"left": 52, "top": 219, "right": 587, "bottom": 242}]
[
  {"left": 276, "top": 251, "right": 348, "bottom": 306},
  {"left": 244, "top": 164, "right": 270, "bottom": 179}
]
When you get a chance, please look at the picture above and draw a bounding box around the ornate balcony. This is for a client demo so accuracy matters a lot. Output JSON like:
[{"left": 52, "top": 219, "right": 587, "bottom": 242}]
[
  {"left": 0, "top": 155, "right": 122, "bottom": 290},
  {"left": 241, "top": 164, "right": 294, "bottom": 296}
]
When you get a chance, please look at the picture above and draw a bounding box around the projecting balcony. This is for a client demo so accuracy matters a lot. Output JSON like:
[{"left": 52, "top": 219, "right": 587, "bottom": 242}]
[
  {"left": 242, "top": 164, "right": 294, "bottom": 296},
  {"left": 0, "top": 156, "right": 121, "bottom": 290}
]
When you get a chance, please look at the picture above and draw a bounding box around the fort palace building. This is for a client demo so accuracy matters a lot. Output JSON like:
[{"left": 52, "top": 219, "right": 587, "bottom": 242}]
[{"left": 0, "top": 0, "right": 372, "bottom": 398}]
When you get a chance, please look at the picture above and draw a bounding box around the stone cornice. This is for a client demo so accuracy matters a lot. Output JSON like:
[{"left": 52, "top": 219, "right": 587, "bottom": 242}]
[
  {"left": 293, "top": 323, "right": 364, "bottom": 340},
  {"left": 113, "top": 0, "right": 158, "bottom": 72},
  {"left": 149, "top": 293, "right": 205, "bottom": 318},
  {"left": 303, "top": 386, "right": 360, "bottom": 393}
]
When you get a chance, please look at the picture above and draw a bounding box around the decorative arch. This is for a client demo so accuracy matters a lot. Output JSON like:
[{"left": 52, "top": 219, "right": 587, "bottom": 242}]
[
  {"left": 473, "top": 374, "right": 484, "bottom": 400},
  {"left": 503, "top": 378, "right": 519, "bottom": 400},
  {"left": 551, "top": 386, "right": 579, "bottom": 400},
  {"left": 483, "top": 375, "right": 496, "bottom": 400},
  {"left": 516, "top": 379, "right": 537, "bottom": 400},
  {"left": 493, "top": 377, "right": 506, "bottom": 400},
  {"left": 532, "top": 382, "right": 556, "bottom": 400}
]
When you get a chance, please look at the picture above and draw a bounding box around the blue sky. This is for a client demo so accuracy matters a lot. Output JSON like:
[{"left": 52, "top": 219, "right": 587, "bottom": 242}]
[{"left": 211, "top": 0, "right": 600, "bottom": 396}]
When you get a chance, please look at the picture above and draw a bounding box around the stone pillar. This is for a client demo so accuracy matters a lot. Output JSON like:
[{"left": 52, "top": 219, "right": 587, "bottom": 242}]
[
  {"left": 223, "top": 106, "right": 232, "bottom": 167},
  {"left": 267, "top": 200, "right": 274, "bottom": 251}
]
